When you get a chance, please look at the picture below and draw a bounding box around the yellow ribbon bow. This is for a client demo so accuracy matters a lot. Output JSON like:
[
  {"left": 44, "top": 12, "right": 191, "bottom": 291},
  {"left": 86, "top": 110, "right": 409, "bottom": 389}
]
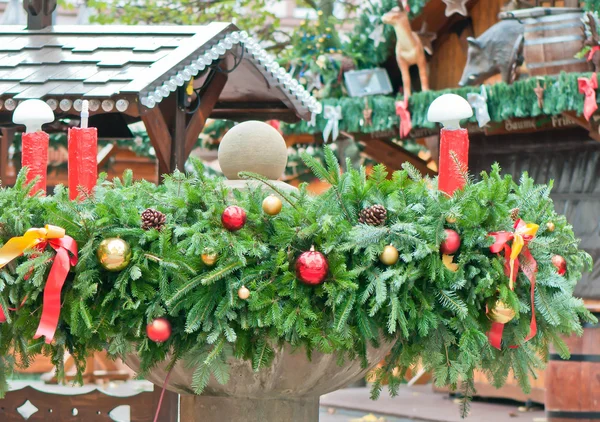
[
  {"left": 0, "top": 225, "right": 66, "bottom": 268},
  {"left": 508, "top": 222, "right": 539, "bottom": 289}
]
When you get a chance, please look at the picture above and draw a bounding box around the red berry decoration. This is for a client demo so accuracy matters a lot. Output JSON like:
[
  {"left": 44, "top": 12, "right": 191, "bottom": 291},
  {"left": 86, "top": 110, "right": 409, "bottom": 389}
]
[
  {"left": 146, "top": 318, "right": 172, "bottom": 343},
  {"left": 440, "top": 229, "right": 461, "bottom": 255},
  {"left": 296, "top": 246, "right": 329, "bottom": 285},
  {"left": 552, "top": 255, "right": 567, "bottom": 276},
  {"left": 222, "top": 206, "right": 247, "bottom": 231}
]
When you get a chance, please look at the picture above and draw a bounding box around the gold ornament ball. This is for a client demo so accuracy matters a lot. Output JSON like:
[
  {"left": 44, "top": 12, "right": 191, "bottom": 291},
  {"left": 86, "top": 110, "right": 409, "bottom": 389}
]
[
  {"left": 262, "top": 195, "right": 283, "bottom": 216},
  {"left": 446, "top": 216, "right": 457, "bottom": 224},
  {"left": 379, "top": 245, "right": 399, "bottom": 266},
  {"left": 97, "top": 238, "right": 132, "bottom": 271},
  {"left": 318, "top": 37, "right": 325, "bottom": 43},
  {"left": 238, "top": 286, "right": 250, "bottom": 300},
  {"left": 202, "top": 251, "right": 218, "bottom": 266},
  {"left": 488, "top": 300, "right": 516, "bottom": 324},
  {"left": 547, "top": 222, "right": 555, "bottom": 232}
]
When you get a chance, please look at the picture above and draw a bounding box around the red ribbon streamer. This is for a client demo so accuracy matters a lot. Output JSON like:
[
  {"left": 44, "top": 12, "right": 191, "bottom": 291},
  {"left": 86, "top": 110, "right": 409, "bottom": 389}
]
[
  {"left": 395, "top": 97, "right": 412, "bottom": 139},
  {"left": 487, "top": 220, "right": 538, "bottom": 350},
  {"left": 588, "top": 46, "right": 600, "bottom": 62},
  {"left": 578, "top": 73, "right": 598, "bottom": 121},
  {"left": 33, "top": 236, "right": 78, "bottom": 343},
  {"left": 0, "top": 236, "right": 78, "bottom": 343}
]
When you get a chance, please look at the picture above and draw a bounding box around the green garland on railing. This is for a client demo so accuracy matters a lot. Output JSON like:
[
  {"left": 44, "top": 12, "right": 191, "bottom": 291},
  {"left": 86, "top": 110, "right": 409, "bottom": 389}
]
[
  {"left": 584, "top": 0, "right": 600, "bottom": 11},
  {"left": 282, "top": 72, "right": 593, "bottom": 136}
]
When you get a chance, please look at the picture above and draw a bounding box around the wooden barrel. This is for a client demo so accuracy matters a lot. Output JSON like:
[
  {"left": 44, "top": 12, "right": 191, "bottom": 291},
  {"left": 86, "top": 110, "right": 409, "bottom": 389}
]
[
  {"left": 523, "top": 10, "right": 592, "bottom": 76},
  {"left": 545, "top": 313, "right": 600, "bottom": 421}
]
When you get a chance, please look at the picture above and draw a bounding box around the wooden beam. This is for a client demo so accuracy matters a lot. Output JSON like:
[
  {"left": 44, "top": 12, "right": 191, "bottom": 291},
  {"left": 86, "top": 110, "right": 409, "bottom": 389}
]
[
  {"left": 361, "top": 138, "right": 436, "bottom": 177},
  {"left": 185, "top": 71, "right": 228, "bottom": 157},
  {"left": 561, "top": 112, "right": 600, "bottom": 142},
  {"left": 141, "top": 106, "right": 172, "bottom": 175}
]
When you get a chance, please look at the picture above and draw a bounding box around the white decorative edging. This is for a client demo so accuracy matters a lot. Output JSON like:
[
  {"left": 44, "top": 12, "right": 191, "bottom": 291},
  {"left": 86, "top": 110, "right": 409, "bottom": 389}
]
[{"left": 140, "top": 30, "right": 322, "bottom": 119}]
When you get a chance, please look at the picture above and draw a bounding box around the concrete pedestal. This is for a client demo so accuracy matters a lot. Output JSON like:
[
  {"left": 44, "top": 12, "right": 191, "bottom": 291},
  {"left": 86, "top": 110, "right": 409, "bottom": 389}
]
[
  {"left": 126, "top": 342, "right": 393, "bottom": 422},
  {"left": 181, "top": 395, "right": 319, "bottom": 422}
]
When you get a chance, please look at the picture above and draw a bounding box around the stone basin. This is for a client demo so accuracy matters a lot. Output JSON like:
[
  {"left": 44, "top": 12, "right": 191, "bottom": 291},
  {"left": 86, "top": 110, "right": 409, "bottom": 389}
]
[{"left": 125, "top": 341, "right": 393, "bottom": 422}]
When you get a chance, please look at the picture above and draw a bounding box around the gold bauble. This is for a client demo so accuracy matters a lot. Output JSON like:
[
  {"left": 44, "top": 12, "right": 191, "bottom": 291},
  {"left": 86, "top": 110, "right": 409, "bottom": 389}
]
[
  {"left": 546, "top": 222, "right": 555, "bottom": 232},
  {"left": 201, "top": 251, "right": 218, "bottom": 266},
  {"left": 488, "top": 300, "right": 516, "bottom": 324},
  {"left": 446, "top": 216, "right": 457, "bottom": 224},
  {"left": 238, "top": 286, "right": 250, "bottom": 300},
  {"left": 97, "top": 238, "right": 132, "bottom": 271},
  {"left": 379, "top": 245, "right": 399, "bottom": 266},
  {"left": 262, "top": 195, "right": 283, "bottom": 216},
  {"left": 318, "top": 37, "right": 325, "bottom": 43}
]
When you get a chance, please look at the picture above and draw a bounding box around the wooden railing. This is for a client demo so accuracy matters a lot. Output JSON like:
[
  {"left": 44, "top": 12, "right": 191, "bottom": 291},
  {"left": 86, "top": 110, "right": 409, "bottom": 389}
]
[{"left": 0, "top": 384, "right": 177, "bottom": 421}]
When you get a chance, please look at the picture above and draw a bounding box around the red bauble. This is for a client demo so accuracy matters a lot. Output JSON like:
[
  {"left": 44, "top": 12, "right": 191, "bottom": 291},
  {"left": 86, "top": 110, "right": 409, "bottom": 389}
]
[
  {"left": 440, "top": 229, "right": 461, "bottom": 254},
  {"left": 222, "top": 206, "right": 247, "bottom": 231},
  {"left": 296, "top": 246, "right": 329, "bottom": 285},
  {"left": 146, "top": 318, "right": 172, "bottom": 343},
  {"left": 552, "top": 255, "right": 567, "bottom": 276}
]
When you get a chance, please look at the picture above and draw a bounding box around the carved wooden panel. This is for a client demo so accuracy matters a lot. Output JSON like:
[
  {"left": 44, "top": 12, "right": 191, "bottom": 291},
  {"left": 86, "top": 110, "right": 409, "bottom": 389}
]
[{"left": 0, "top": 385, "right": 158, "bottom": 421}]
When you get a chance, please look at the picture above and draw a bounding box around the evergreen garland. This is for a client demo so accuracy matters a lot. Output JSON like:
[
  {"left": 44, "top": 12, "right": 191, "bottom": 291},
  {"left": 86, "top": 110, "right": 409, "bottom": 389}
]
[
  {"left": 0, "top": 150, "right": 593, "bottom": 415},
  {"left": 585, "top": 0, "right": 600, "bottom": 12},
  {"left": 282, "top": 72, "right": 594, "bottom": 136}
]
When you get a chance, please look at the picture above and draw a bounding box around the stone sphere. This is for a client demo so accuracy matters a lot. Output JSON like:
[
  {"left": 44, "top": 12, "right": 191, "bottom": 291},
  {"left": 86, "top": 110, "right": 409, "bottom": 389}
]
[{"left": 218, "top": 121, "right": 288, "bottom": 180}]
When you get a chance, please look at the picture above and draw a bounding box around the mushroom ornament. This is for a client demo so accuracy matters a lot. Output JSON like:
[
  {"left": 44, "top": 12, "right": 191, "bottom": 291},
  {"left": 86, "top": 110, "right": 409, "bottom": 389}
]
[
  {"left": 12, "top": 99, "right": 55, "bottom": 195},
  {"left": 427, "top": 94, "right": 473, "bottom": 195}
]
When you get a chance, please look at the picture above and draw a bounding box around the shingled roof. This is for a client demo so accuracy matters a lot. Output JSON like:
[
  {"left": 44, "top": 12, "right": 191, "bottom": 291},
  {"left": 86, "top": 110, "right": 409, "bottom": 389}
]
[{"left": 0, "top": 23, "right": 320, "bottom": 123}]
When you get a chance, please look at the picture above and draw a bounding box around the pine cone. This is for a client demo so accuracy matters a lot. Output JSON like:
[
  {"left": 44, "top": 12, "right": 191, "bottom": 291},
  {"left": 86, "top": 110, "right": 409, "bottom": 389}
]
[
  {"left": 510, "top": 208, "right": 520, "bottom": 221},
  {"left": 141, "top": 208, "right": 166, "bottom": 231},
  {"left": 358, "top": 204, "right": 387, "bottom": 226}
]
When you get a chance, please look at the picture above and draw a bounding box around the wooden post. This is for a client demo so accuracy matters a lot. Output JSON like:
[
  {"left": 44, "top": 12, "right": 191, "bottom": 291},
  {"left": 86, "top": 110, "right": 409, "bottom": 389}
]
[
  {"left": 0, "top": 129, "right": 13, "bottom": 183},
  {"left": 141, "top": 107, "right": 172, "bottom": 179},
  {"left": 171, "top": 88, "right": 187, "bottom": 172},
  {"left": 152, "top": 388, "right": 179, "bottom": 422}
]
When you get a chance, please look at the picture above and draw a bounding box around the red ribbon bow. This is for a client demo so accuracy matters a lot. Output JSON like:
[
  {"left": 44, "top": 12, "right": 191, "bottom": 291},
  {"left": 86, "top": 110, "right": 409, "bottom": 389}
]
[
  {"left": 487, "top": 219, "right": 538, "bottom": 350},
  {"left": 578, "top": 73, "right": 598, "bottom": 121},
  {"left": 0, "top": 225, "right": 78, "bottom": 344},
  {"left": 395, "top": 97, "right": 412, "bottom": 139}
]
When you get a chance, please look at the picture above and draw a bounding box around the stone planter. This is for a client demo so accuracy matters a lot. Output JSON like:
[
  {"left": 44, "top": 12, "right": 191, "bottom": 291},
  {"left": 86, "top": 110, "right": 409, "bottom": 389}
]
[{"left": 125, "top": 342, "right": 393, "bottom": 422}]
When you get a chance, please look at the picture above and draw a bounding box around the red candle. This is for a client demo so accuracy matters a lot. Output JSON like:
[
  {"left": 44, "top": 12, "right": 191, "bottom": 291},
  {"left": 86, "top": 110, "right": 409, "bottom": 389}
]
[
  {"left": 68, "top": 127, "right": 98, "bottom": 200},
  {"left": 438, "top": 128, "right": 469, "bottom": 196},
  {"left": 22, "top": 132, "right": 49, "bottom": 196}
]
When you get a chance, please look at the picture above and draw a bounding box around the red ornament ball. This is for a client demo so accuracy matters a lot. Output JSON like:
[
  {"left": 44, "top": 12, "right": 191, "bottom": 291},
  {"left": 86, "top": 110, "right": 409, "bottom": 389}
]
[
  {"left": 146, "top": 318, "right": 172, "bottom": 343},
  {"left": 552, "top": 255, "right": 567, "bottom": 276},
  {"left": 222, "top": 206, "right": 247, "bottom": 231},
  {"left": 296, "top": 247, "right": 329, "bottom": 285},
  {"left": 440, "top": 229, "right": 461, "bottom": 255}
]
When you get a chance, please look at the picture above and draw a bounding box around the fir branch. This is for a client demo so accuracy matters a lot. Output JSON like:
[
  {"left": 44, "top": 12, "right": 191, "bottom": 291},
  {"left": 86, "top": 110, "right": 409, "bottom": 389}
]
[{"left": 238, "top": 172, "right": 299, "bottom": 210}]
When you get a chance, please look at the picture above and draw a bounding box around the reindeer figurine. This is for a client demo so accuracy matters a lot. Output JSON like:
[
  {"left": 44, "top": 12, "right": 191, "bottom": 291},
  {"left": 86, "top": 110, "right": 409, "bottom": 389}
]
[{"left": 382, "top": 0, "right": 430, "bottom": 98}]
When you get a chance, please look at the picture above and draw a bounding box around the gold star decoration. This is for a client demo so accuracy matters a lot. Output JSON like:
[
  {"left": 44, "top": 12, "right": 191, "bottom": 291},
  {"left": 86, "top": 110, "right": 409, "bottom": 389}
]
[
  {"left": 417, "top": 22, "right": 437, "bottom": 55},
  {"left": 442, "top": 0, "right": 469, "bottom": 17}
]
